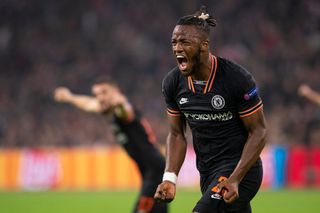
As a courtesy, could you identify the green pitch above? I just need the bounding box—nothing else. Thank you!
[0,189,319,213]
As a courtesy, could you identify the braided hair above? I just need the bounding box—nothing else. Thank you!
[176,6,216,37]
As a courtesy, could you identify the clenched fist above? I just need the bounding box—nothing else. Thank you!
[154,181,176,203]
[54,87,72,103]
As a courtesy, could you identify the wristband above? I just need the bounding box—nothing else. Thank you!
[162,172,178,184]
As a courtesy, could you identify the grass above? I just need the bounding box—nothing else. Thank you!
[0,189,319,213]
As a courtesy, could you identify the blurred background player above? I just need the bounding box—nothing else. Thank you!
[154,6,267,213]
[54,78,168,213]
[298,84,320,146]
[298,84,320,106]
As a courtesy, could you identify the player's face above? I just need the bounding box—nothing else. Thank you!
[92,83,117,112]
[171,25,203,76]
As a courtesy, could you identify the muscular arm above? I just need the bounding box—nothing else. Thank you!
[54,87,102,113]
[54,86,134,122]
[154,114,187,202]
[218,109,267,203]
[165,115,188,175]
[230,109,266,181]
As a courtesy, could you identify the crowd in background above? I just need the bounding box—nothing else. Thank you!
[0,0,319,147]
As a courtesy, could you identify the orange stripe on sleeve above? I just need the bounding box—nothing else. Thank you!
[239,104,263,118]
[167,108,181,117]
[167,111,182,117]
[238,100,262,115]
[167,112,181,117]
[167,108,180,113]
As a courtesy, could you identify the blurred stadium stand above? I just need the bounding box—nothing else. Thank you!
[0,0,319,190]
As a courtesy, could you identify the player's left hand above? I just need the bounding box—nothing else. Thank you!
[216,178,239,204]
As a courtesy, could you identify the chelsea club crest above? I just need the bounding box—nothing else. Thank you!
[211,95,225,110]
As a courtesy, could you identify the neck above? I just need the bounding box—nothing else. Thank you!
[191,52,212,81]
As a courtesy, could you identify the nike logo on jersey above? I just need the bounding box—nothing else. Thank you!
[179,97,188,105]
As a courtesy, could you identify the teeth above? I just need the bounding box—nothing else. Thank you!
[176,55,184,59]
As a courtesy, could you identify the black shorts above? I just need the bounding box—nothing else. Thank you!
[193,161,263,213]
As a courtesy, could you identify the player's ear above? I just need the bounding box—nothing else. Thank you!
[201,39,209,51]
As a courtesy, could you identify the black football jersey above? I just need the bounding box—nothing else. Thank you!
[162,56,263,174]
[112,110,165,171]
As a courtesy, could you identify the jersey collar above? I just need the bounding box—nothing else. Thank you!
[187,54,218,94]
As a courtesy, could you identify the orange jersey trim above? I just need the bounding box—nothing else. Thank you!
[167,108,181,116]
[167,111,182,117]
[204,54,217,94]
[239,100,262,114]
[188,76,196,93]
[188,53,217,94]
[239,104,263,118]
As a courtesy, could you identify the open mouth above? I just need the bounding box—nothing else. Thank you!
[176,55,188,71]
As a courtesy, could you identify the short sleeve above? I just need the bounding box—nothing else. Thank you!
[162,72,182,117]
[235,68,263,118]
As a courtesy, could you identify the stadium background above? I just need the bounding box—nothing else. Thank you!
[0,0,320,212]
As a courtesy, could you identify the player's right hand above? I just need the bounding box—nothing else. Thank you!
[298,84,312,97]
[54,87,72,103]
[154,181,176,203]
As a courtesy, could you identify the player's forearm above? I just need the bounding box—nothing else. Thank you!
[165,133,187,176]
[67,95,101,113]
[305,90,320,106]
[229,127,266,183]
